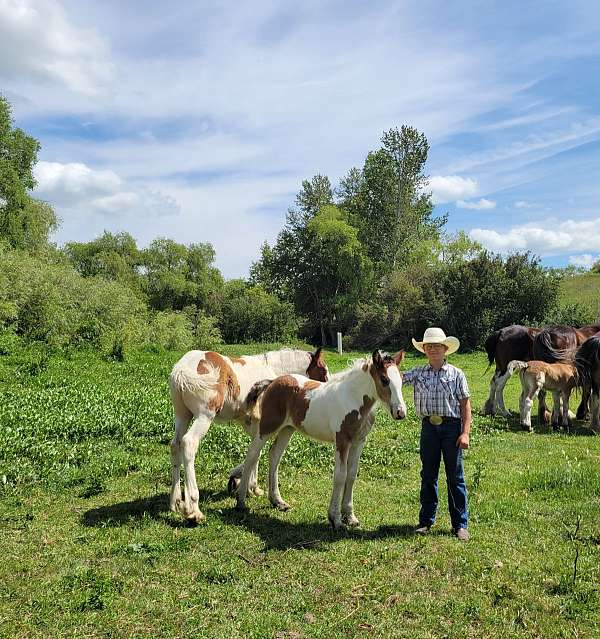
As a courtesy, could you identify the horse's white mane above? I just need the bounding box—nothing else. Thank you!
[327,357,371,384]
[264,348,310,374]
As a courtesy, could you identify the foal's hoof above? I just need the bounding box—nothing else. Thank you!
[170,498,182,514]
[250,485,264,497]
[185,511,206,525]
[343,514,361,528]
[235,501,249,513]
[328,515,347,532]
[227,476,240,495]
[271,499,291,512]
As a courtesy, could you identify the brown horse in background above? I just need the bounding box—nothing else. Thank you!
[575,333,600,432]
[483,325,541,416]
[533,324,600,419]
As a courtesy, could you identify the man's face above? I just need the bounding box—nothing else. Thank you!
[423,342,448,364]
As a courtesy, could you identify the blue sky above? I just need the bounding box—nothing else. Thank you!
[2,0,600,276]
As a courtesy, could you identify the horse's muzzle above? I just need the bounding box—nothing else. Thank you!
[391,407,406,420]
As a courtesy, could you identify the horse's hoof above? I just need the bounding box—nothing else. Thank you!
[343,514,361,528]
[227,476,240,495]
[186,511,205,525]
[235,502,249,513]
[271,500,291,512]
[328,515,346,532]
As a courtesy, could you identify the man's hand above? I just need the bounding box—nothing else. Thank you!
[456,432,470,449]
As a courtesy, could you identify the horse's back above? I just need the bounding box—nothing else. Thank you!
[495,325,538,370]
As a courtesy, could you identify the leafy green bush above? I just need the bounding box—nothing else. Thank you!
[543,302,596,327]
[147,310,194,351]
[218,280,298,343]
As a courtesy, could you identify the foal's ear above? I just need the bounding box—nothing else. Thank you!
[393,350,405,366]
[312,346,324,362]
[372,349,384,368]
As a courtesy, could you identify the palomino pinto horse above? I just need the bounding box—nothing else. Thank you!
[236,350,406,531]
[483,325,541,416]
[575,334,600,432]
[169,348,329,523]
[533,324,600,419]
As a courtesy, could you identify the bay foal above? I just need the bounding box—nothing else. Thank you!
[169,348,328,523]
[236,350,406,530]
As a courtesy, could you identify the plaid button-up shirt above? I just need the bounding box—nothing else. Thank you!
[402,362,470,419]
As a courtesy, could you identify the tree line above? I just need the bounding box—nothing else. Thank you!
[0,95,585,357]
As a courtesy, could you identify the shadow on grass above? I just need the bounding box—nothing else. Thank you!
[81,490,424,550]
[214,507,419,551]
[81,488,230,528]
[482,411,597,437]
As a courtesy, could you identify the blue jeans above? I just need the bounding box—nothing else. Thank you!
[419,418,468,530]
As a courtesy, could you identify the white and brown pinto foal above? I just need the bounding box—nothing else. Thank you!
[236,350,406,531]
[507,359,577,431]
[169,348,328,523]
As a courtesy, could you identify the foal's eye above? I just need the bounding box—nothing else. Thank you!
[380,375,390,387]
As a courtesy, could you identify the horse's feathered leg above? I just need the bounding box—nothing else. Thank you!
[590,392,600,433]
[169,387,193,514]
[341,433,368,527]
[181,413,212,524]
[236,434,269,511]
[483,372,498,415]
[268,426,295,511]
[328,445,350,531]
[495,370,512,417]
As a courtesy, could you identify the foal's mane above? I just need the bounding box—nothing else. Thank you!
[328,358,371,384]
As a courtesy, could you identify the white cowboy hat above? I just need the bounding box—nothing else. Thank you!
[412,327,460,355]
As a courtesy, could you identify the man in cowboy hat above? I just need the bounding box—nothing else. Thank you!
[402,327,472,541]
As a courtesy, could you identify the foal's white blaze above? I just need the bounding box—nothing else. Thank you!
[386,365,406,419]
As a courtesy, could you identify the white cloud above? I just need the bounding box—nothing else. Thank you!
[470,217,600,255]
[34,160,179,219]
[569,254,600,269]
[428,175,478,204]
[35,161,122,206]
[0,0,111,95]
[515,200,534,209]
[456,198,496,210]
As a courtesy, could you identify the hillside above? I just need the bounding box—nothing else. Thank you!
[559,271,600,318]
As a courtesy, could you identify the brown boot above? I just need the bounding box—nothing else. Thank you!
[455,527,470,541]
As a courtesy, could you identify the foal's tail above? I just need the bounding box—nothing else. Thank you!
[506,360,529,377]
[245,378,274,421]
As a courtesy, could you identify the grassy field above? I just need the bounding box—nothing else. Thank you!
[559,271,600,318]
[1,344,599,638]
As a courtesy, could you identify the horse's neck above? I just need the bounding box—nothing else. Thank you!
[330,365,375,401]
[265,350,307,376]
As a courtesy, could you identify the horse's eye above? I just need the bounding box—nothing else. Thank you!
[380,375,390,387]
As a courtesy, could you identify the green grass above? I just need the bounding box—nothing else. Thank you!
[559,271,600,317]
[1,345,599,638]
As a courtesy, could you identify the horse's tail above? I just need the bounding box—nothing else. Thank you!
[533,330,575,363]
[169,362,219,396]
[245,378,274,421]
[575,336,600,392]
[483,330,500,374]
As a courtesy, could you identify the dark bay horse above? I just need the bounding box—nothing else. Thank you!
[575,334,600,432]
[483,325,541,416]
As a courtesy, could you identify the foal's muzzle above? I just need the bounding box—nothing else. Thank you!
[391,407,406,420]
